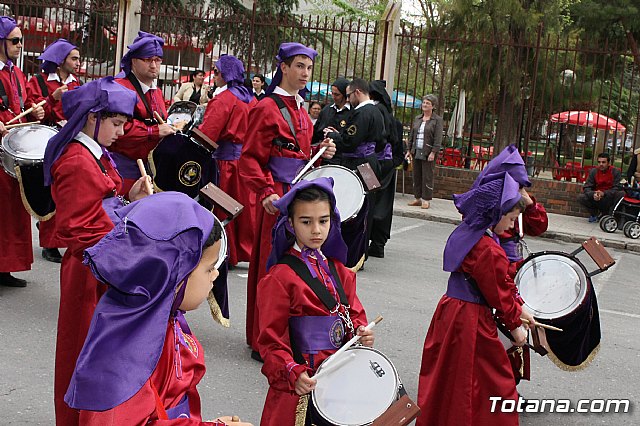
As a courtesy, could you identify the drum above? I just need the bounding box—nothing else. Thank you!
[515,251,601,368]
[149,133,217,199]
[312,346,399,426]
[300,165,365,222]
[167,101,198,129]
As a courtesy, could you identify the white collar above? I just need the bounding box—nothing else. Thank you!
[293,242,325,259]
[331,103,350,112]
[130,74,157,93]
[354,99,375,110]
[212,84,227,98]
[0,60,10,71]
[47,72,77,85]
[75,131,104,160]
[253,88,264,96]
[273,86,305,108]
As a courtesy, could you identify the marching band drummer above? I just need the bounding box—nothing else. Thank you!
[26,38,82,264]
[0,16,44,288]
[256,178,372,425]
[43,77,152,425]
[239,42,336,360]
[113,31,175,194]
[198,54,256,267]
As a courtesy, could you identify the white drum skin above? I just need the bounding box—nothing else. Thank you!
[301,165,365,222]
[1,124,58,178]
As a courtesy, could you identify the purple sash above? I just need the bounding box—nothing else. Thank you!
[376,143,392,161]
[500,237,522,263]
[446,272,486,305]
[267,156,305,184]
[110,151,141,180]
[289,316,345,354]
[165,394,190,419]
[213,141,242,161]
[343,142,376,159]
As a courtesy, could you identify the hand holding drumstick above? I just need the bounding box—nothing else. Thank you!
[153,111,176,138]
[127,160,154,201]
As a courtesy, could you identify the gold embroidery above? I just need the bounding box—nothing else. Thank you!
[295,394,309,426]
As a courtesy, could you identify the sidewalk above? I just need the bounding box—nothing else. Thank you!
[393,193,640,253]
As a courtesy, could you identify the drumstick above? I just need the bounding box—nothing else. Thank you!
[520,318,563,332]
[321,315,383,368]
[312,352,356,381]
[136,159,154,194]
[291,146,328,185]
[6,100,47,124]
[5,121,41,129]
[518,213,524,238]
[153,111,166,125]
[231,415,240,422]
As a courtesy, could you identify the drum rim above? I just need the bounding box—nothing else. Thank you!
[300,164,365,222]
[213,214,227,270]
[167,100,198,115]
[515,250,590,321]
[2,124,58,160]
[311,346,399,426]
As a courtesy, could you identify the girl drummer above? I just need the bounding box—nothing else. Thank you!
[256,178,373,425]
[415,172,536,426]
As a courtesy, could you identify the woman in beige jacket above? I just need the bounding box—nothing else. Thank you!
[173,69,212,105]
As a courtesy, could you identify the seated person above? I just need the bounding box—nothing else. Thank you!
[64,192,252,425]
[578,152,624,222]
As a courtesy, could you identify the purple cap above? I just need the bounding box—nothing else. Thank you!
[265,42,318,96]
[118,31,164,76]
[43,76,138,185]
[266,177,347,270]
[38,38,77,73]
[215,55,253,104]
[0,16,17,39]
[65,192,216,411]
[473,144,531,189]
[443,172,521,272]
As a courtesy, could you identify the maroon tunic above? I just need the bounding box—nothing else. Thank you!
[239,93,314,350]
[199,89,256,265]
[416,236,522,426]
[51,141,123,426]
[0,64,33,272]
[256,249,368,426]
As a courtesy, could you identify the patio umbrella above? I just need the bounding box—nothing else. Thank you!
[447,89,466,139]
[392,90,422,109]
[306,81,332,98]
[549,110,626,132]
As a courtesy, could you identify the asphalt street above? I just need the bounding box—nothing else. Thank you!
[1,216,639,425]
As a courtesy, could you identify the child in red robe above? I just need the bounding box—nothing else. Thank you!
[416,172,536,426]
[65,192,250,426]
[256,178,373,425]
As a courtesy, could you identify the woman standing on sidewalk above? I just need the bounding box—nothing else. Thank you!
[406,94,443,209]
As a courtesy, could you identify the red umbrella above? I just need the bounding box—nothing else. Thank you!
[549,110,625,131]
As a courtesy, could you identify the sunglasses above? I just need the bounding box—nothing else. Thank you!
[5,37,22,46]
[212,68,220,76]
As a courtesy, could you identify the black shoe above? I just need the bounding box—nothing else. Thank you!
[0,273,27,288]
[251,350,264,363]
[368,245,385,258]
[42,248,63,263]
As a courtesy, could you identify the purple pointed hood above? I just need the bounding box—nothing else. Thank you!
[473,144,531,188]
[117,31,164,77]
[38,39,77,73]
[215,54,253,104]
[65,192,219,411]
[443,172,521,272]
[265,42,318,97]
[266,177,347,271]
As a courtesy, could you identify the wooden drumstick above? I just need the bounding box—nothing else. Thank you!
[153,111,166,125]
[5,121,41,129]
[7,100,47,124]
[321,315,383,369]
[520,318,563,332]
[136,159,154,194]
[291,146,327,184]
[231,415,240,422]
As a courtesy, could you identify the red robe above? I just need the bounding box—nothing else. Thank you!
[199,89,256,265]
[25,72,81,249]
[416,236,522,426]
[51,142,123,426]
[0,64,33,272]
[113,76,167,194]
[256,249,368,426]
[78,320,217,425]
[239,94,315,349]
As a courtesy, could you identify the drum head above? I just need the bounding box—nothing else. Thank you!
[312,347,399,426]
[213,215,227,269]
[301,165,364,222]
[3,124,57,160]
[515,252,589,320]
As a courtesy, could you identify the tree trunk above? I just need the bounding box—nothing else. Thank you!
[494,82,519,155]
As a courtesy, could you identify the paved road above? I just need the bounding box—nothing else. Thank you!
[1,217,638,424]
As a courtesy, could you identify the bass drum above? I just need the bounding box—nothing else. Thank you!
[300,165,365,222]
[515,251,601,368]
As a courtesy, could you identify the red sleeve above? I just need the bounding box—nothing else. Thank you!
[462,236,522,330]
[522,196,548,237]
[51,149,115,257]
[198,92,234,142]
[25,74,54,120]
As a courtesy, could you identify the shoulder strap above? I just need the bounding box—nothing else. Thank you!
[278,254,348,310]
[35,73,49,97]
[126,73,156,123]
[14,70,24,110]
[0,79,8,110]
[268,94,300,150]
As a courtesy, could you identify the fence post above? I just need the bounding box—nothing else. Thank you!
[375,1,401,98]
[115,0,142,72]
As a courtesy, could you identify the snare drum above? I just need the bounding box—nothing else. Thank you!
[1,124,57,178]
[312,346,399,426]
[300,165,365,222]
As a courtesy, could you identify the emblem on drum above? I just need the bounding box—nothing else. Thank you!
[339,119,347,128]
[369,360,386,378]
[178,161,202,187]
[347,124,357,136]
[329,318,345,348]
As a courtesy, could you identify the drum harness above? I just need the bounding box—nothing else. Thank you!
[0,72,24,112]
[126,73,164,127]
[268,94,310,160]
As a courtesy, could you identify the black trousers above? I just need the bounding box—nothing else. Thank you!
[577,190,624,216]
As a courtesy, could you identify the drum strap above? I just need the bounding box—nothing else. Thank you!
[0,69,24,111]
[126,73,159,126]
[268,94,301,152]
[35,73,49,98]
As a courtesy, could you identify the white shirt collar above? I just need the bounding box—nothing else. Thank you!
[212,84,227,98]
[47,72,77,85]
[0,60,10,71]
[354,99,375,110]
[130,73,157,93]
[293,242,325,259]
[273,86,305,108]
[331,103,350,112]
[75,131,104,160]
[253,88,264,96]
